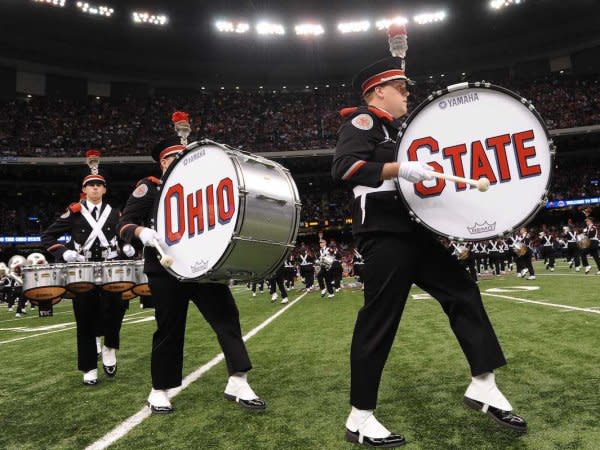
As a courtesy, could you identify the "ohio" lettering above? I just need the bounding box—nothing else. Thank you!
[407,129,541,198]
[164,177,235,245]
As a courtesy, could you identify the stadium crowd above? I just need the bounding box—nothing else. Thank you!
[1,73,599,158]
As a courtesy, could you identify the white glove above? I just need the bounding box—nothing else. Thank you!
[63,250,85,263]
[122,244,136,257]
[398,161,435,183]
[138,228,159,247]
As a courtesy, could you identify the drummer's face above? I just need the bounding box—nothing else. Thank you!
[160,155,176,173]
[377,80,409,118]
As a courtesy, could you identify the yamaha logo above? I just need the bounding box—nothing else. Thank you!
[467,221,497,235]
[438,100,447,109]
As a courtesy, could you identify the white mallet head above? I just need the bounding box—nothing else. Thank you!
[477,177,490,192]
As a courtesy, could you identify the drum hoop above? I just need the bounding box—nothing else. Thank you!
[394,81,555,242]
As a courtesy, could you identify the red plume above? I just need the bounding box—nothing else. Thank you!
[172,111,190,124]
[387,23,406,38]
[85,149,101,158]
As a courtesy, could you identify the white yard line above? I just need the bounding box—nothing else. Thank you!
[85,291,308,450]
[482,292,600,315]
[0,311,154,345]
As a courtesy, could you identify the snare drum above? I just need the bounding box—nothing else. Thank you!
[65,262,99,293]
[22,264,66,301]
[513,242,528,256]
[30,297,62,306]
[154,141,301,282]
[396,82,554,241]
[577,233,591,249]
[132,260,151,296]
[121,289,136,301]
[101,260,136,293]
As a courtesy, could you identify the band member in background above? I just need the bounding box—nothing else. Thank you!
[352,248,365,287]
[117,113,266,414]
[251,279,265,297]
[563,223,582,271]
[283,254,296,290]
[539,229,556,271]
[41,169,129,385]
[514,228,536,280]
[268,263,290,304]
[329,241,343,292]
[582,217,600,274]
[6,255,26,317]
[488,239,502,276]
[317,239,335,298]
[297,243,316,291]
[331,27,526,447]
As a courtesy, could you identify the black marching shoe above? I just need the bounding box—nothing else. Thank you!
[224,393,266,412]
[147,389,173,414]
[464,397,527,432]
[103,364,117,378]
[345,429,406,448]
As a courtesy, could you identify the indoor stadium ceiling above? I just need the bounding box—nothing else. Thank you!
[0,0,599,85]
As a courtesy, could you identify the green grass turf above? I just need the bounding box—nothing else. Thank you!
[0,260,598,450]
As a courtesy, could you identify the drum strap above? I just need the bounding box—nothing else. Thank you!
[80,205,112,251]
[353,180,396,224]
[300,254,310,265]
[567,231,576,242]
[377,125,396,144]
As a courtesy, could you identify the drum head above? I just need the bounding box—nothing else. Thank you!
[155,143,240,279]
[396,82,553,241]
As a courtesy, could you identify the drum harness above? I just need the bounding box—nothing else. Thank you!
[76,205,118,261]
[352,123,397,224]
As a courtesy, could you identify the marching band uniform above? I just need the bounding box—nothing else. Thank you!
[117,131,265,414]
[251,280,265,297]
[352,249,365,285]
[329,242,343,292]
[269,264,290,304]
[332,47,526,446]
[41,174,127,385]
[283,254,296,289]
[563,226,582,270]
[488,239,502,276]
[297,245,316,291]
[582,218,600,274]
[317,240,335,298]
[539,231,556,271]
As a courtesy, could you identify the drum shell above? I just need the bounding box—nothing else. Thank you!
[101,261,136,293]
[121,290,136,301]
[513,242,528,256]
[65,262,98,293]
[577,234,591,249]
[23,264,66,301]
[132,260,151,296]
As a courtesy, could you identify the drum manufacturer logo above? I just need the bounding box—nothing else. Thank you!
[190,260,209,273]
[163,177,236,246]
[182,149,206,166]
[467,221,496,235]
[438,92,479,110]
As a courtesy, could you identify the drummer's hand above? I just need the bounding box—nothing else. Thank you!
[139,228,159,247]
[63,250,85,263]
[398,161,435,183]
[122,244,136,257]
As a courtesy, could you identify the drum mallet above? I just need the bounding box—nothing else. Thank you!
[152,239,174,268]
[428,172,490,192]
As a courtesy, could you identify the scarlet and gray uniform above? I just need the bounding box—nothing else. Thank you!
[332,105,506,409]
[540,232,556,269]
[41,201,126,373]
[117,176,252,390]
[581,223,600,270]
[296,249,315,289]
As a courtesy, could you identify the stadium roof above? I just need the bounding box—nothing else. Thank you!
[0,0,599,86]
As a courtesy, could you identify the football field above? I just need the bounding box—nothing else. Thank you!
[1,260,598,450]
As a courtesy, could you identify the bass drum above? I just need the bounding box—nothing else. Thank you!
[396,82,554,241]
[154,140,301,283]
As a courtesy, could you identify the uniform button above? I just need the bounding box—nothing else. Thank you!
[394,196,398,200]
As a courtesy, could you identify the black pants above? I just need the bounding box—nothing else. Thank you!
[317,268,334,294]
[251,280,264,293]
[73,288,126,372]
[567,243,581,267]
[461,257,478,282]
[581,241,600,270]
[269,274,288,299]
[351,232,506,410]
[299,266,315,289]
[489,251,501,275]
[331,262,342,289]
[354,264,364,283]
[541,246,555,269]
[148,275,252,390]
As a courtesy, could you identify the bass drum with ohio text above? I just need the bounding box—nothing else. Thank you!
[154,140,301,283]
[395,81,554,241]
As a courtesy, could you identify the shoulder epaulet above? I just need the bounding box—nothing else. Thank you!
[339,106,393,123]
[136,176,161,187]
[68,202,82,213]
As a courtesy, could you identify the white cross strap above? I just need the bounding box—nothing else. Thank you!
[80,204,112,251]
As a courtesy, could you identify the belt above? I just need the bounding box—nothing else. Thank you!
[352,180,397,224]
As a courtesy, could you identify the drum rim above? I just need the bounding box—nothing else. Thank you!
[394,81,555,242]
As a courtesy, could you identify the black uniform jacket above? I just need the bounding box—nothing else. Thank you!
[331,106,416,235]
[42,201,121,262]
[117,176,165,275]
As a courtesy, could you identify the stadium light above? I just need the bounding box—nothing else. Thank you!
[32,0,65,7]
[375,16,408,31]
[413,10,447,25]
[76,2,114,17]
[490,0,524,10]
[338,20,370,34]
[215,20,250,33]
[295,23,325,36]
[256,21,285,35]
[132,11,168,26]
